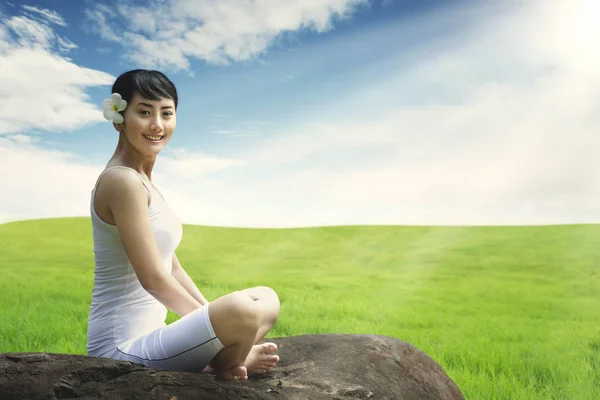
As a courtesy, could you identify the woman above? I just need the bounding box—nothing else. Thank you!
[87,69,280,381]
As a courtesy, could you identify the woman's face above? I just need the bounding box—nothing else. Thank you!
[119,92,176,156]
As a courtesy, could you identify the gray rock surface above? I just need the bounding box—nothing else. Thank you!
[0,334,464,399]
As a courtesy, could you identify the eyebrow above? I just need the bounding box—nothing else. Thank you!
[136,102,173,109]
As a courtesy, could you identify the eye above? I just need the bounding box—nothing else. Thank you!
[140,110,150,116]
[163,111,173,117]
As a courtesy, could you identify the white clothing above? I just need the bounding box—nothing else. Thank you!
[86,166,223,372]
[104,304,224,372]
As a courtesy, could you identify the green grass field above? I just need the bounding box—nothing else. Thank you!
[0,217,598,399]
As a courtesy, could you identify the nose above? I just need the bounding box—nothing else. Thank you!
[150,116,163,132]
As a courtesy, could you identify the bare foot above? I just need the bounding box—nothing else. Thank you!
[208,342,279,380]
[202,364,216,374]
[244,342,280,376]
[204,363,248,381]
[215,365,248,381]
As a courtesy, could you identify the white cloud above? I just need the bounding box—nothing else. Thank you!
[85,0,368,70]
[83,4,120,42]
[117,4,157,34]
[210,129,253,137]
[5,16,55,49]
[5,133,38,145]
[56,36,77,52]
[0,9,114,135]
[0,137,248,226]
[0,136,104,224]
[159,150,247,181]
[22,5,67,27]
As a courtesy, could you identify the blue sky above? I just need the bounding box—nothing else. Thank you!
[1,0,598,227]
[2,0,459,156]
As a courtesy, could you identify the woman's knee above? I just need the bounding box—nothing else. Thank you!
[264,286,280,318]
[209,292,260,345]
[250,286,280,326]
[258,286,279,302]
[244,286,280,305]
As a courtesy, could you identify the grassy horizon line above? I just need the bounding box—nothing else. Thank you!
[2,215,599,230]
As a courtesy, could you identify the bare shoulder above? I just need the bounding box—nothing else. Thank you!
[99,167,147,198]
[94,167,149,225]
[95,167,166,289]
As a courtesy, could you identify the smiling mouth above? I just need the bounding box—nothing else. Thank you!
[143,134,164,141]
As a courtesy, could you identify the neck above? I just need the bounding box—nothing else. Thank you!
[109,133,157,179]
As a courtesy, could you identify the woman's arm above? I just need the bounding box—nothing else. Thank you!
[171,253,209,306]
[102,169,203,317]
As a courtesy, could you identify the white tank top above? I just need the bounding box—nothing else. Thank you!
[86,166,183,357]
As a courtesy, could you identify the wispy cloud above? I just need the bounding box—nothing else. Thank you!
[5,134,39,145]
[0,8,113,135]
[5,16,55,49]
[159,149,247,181]
[210,129,254,137]
[85,0,368,70]
[279,74,295,82]
[83,4,119,42]
[22,5,67,27]
[56,36,77,52]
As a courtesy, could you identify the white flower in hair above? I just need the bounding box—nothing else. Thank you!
[102,93,127,124]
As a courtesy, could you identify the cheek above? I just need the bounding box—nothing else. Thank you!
[166,120,176,132]
[123,113,142,128]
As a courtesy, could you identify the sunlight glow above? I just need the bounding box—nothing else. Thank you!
[569,0,600,68]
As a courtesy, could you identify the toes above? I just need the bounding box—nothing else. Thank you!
[257,360,278,370]
[258,354,279,362]
[257,360,275,367]
[202,365,216,374]
[231,365,248,379]
[215,369,236,381]
[261,342,278,353]
[216,365,247,381]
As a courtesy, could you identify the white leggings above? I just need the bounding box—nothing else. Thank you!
[104,304,224,373]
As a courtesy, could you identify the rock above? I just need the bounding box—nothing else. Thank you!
[0,334,464,399]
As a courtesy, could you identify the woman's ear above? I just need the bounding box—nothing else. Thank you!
[113,122,123,132]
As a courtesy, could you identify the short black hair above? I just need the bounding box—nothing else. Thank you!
[111,69,178,111]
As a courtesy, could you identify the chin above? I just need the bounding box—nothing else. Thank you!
[148,145,166,155]
[136,144,165,157]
